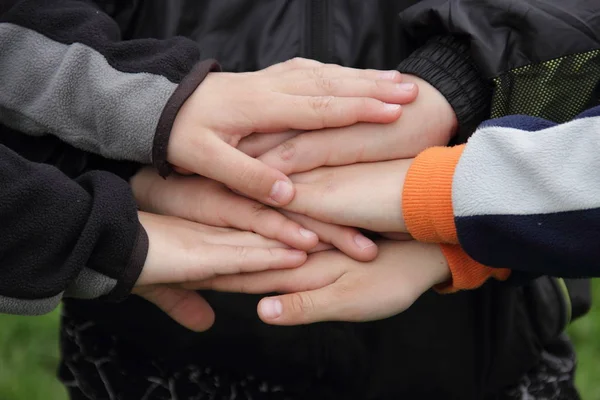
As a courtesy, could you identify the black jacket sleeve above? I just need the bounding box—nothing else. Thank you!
[0,143,148,316]
[397,36,492,141]
[399,0,600,80]
[398,0,600,134]
[0,0,219,176]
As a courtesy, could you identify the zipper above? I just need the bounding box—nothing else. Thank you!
[306,0,331,62]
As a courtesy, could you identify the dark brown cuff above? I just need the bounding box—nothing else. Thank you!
[152,59,221,177]
[104,222,149,302]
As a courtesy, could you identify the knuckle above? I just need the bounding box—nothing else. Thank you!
[316,77,336,93]
[309,96,335,114]
[287,57,305,68]
[234,245,249,261]
[374,79,387,92]
[276,141,297,161]
[358,97,372,110]
[236,166,266,192]
[310,66,326,79]
[289,292,315,315]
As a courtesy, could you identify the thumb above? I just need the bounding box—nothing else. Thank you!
[181,137,296,206]
[135,285,215,331]
[257,286,346,325]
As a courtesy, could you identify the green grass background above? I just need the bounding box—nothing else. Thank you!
[1,281,599,400]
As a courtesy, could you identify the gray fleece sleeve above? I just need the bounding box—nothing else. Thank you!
[0,0,215,167]
[0,23,175,163]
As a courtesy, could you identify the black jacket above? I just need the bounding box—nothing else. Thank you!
[1,0,600,399]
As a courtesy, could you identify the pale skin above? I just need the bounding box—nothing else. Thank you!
[132,212,306,332]
[129,58,422,331]
[184,241,451,326]
[233,75,458,233]
[131,167,378,261]
[134,74,457,329]
[167,57,419,206]
[176,75,460,326]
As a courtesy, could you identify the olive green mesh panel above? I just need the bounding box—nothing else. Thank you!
[491,49,600,122]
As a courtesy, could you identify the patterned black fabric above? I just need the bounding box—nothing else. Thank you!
[59,311,580,400]
[502,334,580,400]
[59,309,291,400]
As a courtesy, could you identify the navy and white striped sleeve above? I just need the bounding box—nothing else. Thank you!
[451,106,600,277]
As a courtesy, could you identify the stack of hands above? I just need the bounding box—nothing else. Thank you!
[131,58,458,331]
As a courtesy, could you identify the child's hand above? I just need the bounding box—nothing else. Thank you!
[133,212,307,332]
[280,159,413,232]
[242,74,455,175]
[185,241,451,325]
[130,167,378,260]
[167,58,418,207]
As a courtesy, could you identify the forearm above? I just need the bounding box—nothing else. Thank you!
[0,0,218,170]
[0,143,147,315]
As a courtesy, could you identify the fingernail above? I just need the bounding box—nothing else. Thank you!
[379,70,400,80]
[299,228,317,239]
[384,104,402,113]
[260,298,283,319]
[397,83,415,91]
[354,234,375,250]
[270,180,294,204]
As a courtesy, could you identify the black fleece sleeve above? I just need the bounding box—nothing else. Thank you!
[0,0,220,176]
[0,143,148,316]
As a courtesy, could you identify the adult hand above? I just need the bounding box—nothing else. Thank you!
[186,241,451,325]
[168,58,418,206]
[242,74,456,175]
[280,159,413,232]
[132,212,307,332]
[130,168,378,260]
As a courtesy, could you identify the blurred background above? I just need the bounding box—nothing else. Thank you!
[2,281,600,400]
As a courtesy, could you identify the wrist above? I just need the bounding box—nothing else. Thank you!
[129,167,159,210]
[153,60,221,177]
[104,216,149,301]
[402,74,458,138]
[424,243,453,286]
[398,36,491,141]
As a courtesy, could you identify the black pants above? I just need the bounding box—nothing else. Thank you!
[59,312,580,400]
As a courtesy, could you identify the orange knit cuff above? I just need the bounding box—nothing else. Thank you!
[435,244,512,294]
[402,145,465,244]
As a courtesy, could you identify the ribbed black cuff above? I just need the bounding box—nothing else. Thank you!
[104,222,149,302]
[397,36,492,142]
[152,59,221,177]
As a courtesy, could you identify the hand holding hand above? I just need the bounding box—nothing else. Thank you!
[167,58,418,206]
[280,159,413,232]
[239,74,456,175]
[132,212,306,332]
[186,241,451,325]
[130,167,379,260]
